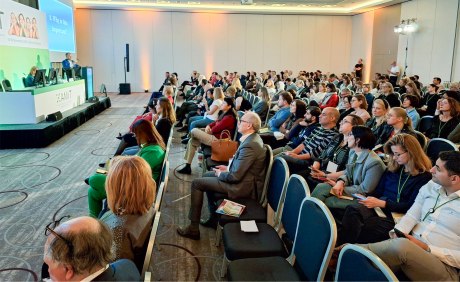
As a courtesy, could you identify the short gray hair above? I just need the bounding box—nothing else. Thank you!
[245,112,261,132]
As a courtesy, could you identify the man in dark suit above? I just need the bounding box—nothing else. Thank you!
[43,216,140,281]
[177,112,267,240]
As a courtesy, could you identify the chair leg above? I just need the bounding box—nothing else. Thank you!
[220,254,228,278]
[215,224,223,247]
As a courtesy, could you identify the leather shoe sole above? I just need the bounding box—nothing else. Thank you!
[200,218,218,229]
[177,226,200,240]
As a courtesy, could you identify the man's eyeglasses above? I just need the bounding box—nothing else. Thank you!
[45,215,73,255]
[239,119,250,124]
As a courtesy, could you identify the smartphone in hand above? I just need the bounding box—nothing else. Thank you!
[352,193,366,200]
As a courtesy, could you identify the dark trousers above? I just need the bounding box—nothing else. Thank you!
[176,102,198,121]
[189,172,229,223]
[338,204,395,246]
[389,76,398,87]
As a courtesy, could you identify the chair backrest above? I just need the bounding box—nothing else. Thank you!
[0,82,3,92]
[160,160,169,189]
[141,211,161,278]
[414,130,427,149]
[258,144,274,204]
[264,157,289,213]
[291,197,337,281]
[155,182,165,211]
[2,79,12,91]
[417,115,433,133]
[278,175,310,236]
[335,244,398,282]
[426,138,459,165]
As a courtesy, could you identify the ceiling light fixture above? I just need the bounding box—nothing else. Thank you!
[394,18,418,35]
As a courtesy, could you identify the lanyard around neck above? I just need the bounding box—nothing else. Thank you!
[422,192,460,221]
[397,169,411,203]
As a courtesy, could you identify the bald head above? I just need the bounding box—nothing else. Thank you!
[239,111,261,134]
[320,107,339,128]
[55,216,100,236]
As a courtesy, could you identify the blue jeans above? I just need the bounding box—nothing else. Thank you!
[122,146,139,156]
[189,116,213,132]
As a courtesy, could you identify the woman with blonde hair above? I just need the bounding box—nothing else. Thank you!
[350,94,371,123]
[338,134,432,245]
[265,79,276,97]
[374,107,416,147]
[101,156,156,271]
[381,82,401,108]
[366,98,389,136]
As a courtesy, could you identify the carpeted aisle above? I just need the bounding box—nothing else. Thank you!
[0,92,224,281]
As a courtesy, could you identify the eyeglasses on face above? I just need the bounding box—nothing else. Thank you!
[45,215,73,255]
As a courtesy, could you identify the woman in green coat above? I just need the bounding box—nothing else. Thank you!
[87,119,165,217]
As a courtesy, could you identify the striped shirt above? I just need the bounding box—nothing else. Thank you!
[301,126,339,158]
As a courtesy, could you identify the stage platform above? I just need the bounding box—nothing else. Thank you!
[0,97,111,149]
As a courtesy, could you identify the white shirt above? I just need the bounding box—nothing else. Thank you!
[205,99,223,121]
[310,91,326,103]
[390,65,400,76]
[395,180,460,269]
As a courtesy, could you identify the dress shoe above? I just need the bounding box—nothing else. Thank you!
[200,217,218,229]
[84,177,90,185]
[181,134,189,140]
[177,126,188,133]
[181,138,190,144]
[177,225,200,240]
[98,162,106,168]
[177,164,191,174]
[175,122,183,128]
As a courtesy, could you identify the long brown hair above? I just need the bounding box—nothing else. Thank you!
[158,97,176,123]
[132,119,166,149]
[384,134,432,175]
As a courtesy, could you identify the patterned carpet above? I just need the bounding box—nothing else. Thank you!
[0,92,224,281]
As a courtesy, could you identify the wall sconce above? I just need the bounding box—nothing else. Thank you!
[394,18,418,35]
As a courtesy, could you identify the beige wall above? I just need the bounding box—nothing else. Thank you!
[75,9,353,92]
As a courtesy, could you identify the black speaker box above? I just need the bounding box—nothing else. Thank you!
[119,83,131,94]
[46,111,63,122]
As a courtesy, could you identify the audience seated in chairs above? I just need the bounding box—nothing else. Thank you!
[426,97,460,139]
[272,105,321,156]
[350,94,371,123]
[374,107,417,148]
[100,156,156,272]
[303,114,364,192]
[311,126,386,213]
[185,87,225,134]
[177,97,237,174]
[86,119,165,218]
[355,151,460,281]
[402,94,421,129]
[280,107,339,175]
[338,134,432,245]
[175,78,207,128]
[176,112,267,240]
[380,82,401,108]
[319,83,339,109]
[43,216,140,281]
[251,87,270,122]
[366,98,389,137]
[267,91,293,131]
[116,97,174,156]
[419,83,440,116]
[261,99,307,149]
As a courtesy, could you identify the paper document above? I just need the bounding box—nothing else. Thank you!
[240,220,259,232]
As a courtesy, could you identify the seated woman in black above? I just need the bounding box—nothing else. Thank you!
[374,107,417,148]
[425,97,460,139]
[261,99,307,149]
[303,114,364,191]
[337,134,432,245]
[366,98,389,137]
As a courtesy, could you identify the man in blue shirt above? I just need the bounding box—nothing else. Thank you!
[62,53,79,70]
[268,91,292,131]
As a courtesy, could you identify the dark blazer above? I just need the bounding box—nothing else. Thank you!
[94,259,140,281]
[156,118,172,144]
[218,133,267,200]
[381,93,401,108]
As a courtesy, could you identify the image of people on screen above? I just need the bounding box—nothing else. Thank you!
[8,12,20,36]
[25,66,38,87]
[8,13,40,39]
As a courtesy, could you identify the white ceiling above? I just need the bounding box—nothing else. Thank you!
[73,0,408,15]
